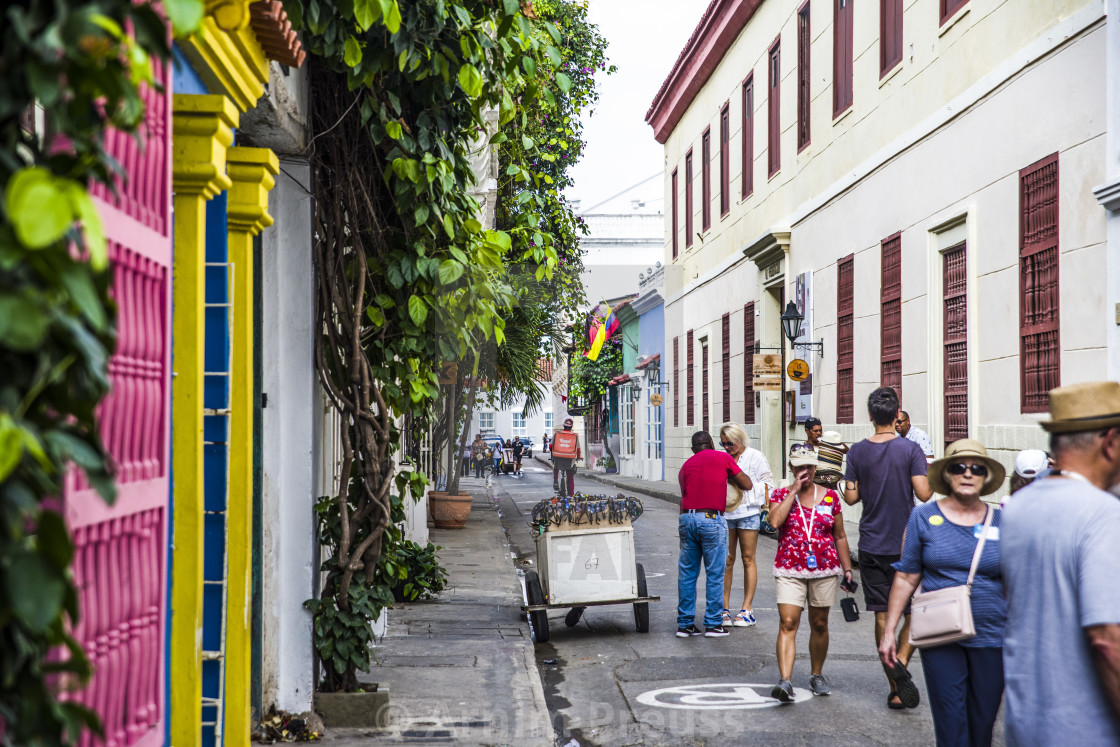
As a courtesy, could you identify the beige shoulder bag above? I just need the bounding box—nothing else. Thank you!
[907,506,993,649]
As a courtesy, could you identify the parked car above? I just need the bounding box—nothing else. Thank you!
[520,437,535,458]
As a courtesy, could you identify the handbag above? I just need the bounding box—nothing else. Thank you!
[908,506,994,649]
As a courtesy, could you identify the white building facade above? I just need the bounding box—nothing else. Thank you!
[648,0,1113,496]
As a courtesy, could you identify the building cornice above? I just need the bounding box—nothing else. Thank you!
[644,0,765,144]
[631,288,665,315]
[1094,177,1120,212]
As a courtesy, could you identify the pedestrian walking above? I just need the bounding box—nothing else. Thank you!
[676,431,752,639]
[879,438,1007,744]
[1006,449,1049,497]
[895,410,935,459]
[718,423,774,628]
[471,434,486,478]
[767,443,853,701]
[1001,381,1120,746]
[512,437,524,475]
[842,386,932,708]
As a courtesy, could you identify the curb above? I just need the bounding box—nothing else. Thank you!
[531,455,679,506]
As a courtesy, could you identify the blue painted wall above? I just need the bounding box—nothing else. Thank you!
[637,301,665,481]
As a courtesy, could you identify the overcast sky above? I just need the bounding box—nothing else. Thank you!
[565,0,712,213]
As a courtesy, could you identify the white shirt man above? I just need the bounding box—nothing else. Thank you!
[895,410,934,458]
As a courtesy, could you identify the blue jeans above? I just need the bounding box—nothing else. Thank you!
[921,644,1004,747]
[677,512,728,629]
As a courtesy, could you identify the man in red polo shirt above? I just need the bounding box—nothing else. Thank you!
[677,431,753,638]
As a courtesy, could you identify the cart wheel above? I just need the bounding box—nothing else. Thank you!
[525,571,550,643]
[634,563,650,633]
[564,607,585,627]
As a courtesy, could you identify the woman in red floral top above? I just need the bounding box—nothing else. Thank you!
[766,443,854,702]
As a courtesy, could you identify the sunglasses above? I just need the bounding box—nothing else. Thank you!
[946,463,988,477]
[719,441,736,448]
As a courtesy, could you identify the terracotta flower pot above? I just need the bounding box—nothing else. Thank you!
[429,492,473,529]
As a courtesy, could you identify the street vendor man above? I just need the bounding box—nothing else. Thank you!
[676,431,753,638]
[551,417,582,495]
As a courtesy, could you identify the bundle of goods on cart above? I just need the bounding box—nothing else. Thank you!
[530,493,644,533]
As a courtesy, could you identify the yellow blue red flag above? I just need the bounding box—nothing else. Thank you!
[585,302,620,362]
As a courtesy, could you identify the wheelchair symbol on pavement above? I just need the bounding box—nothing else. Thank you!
[636,683,812,709]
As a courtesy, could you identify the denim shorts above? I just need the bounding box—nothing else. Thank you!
[725,513,761,531]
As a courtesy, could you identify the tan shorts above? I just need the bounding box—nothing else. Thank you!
[774,575,840,608]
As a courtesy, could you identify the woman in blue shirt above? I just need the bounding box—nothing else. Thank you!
[878,439,1007,747]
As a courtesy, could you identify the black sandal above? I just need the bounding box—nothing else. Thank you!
[887,691,905,710]
[888,661,921,709]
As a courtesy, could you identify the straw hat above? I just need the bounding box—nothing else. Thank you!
[817,431,845,474]
[1040,381,1120,433]
[929,439,1006,497]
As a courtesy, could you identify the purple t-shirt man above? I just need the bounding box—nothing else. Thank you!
[843,436,927,555]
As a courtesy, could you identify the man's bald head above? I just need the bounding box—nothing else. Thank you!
[691,431,714,453]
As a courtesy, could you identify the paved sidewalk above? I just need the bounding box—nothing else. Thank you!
[531,455,680,505]
[324,476,552,745]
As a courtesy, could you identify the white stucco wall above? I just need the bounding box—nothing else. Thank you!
[260,159,317,712]
[659,1,1108,494]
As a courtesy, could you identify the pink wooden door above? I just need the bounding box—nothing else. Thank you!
[65,56,172,747]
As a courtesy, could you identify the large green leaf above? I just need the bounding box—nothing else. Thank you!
[343,37,362,67]
[0,293,50,350]
[457,64,483,98]
[407,296,428,326]
[353,0,379,30]
[165,0,205,36]
[0,415,22,482]
[6,551,66,632]
[6,168,72,249]
[437,260,463,285]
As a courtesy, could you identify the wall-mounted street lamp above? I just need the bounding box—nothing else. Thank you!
[780,301,825,358]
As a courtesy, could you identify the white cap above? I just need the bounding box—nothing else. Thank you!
[1014,449,1049,478]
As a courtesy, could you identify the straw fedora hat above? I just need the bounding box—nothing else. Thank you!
[1040,381,1120,433]
[929,439,1006,496]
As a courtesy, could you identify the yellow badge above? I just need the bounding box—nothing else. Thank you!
[824,495,833,504]
[929,515,944,526]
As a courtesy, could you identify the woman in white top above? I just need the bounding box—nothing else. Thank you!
[719,423,775,627]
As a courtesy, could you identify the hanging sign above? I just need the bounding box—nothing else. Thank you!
[753,354,782,391]
[649,392,664,406]
[787,359,810,382]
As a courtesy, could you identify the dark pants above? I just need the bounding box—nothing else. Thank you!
[920,644,1003,747]
[473,457,484,478]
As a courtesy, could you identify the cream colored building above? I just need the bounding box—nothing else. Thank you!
[647,0,1112,497]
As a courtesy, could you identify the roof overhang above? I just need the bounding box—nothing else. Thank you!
[645,0,765,144]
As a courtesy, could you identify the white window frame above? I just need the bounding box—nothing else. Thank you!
[544,412,553,432]
[647,381,663,460]
[511,412,527,437]
[620,384,636,457]
[479,412,494,431]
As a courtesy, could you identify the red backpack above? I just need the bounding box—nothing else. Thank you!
[551,430,579,459]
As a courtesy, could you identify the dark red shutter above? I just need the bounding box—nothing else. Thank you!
[686,329,695,426]
[837,254,854,423]
[834,0,853,116]
[768,39,781,177]
[722,313,731,422]
[1019,153,1060,413]
[702,128,711,231]
[685,151,694,248]
[880,233,902,399]
[940,0,968,25]
[797,2,811,150]
[720,105,730,215]
[744,303,755,425]
[944,243,968,446]
[702,341,709,433]
[742,75,754,198]
[671,169,679,259]
[673,336,680,427]
[880,0,903,75]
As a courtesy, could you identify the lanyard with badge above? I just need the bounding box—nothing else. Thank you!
[797,487,821,569]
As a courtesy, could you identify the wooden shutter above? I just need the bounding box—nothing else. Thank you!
[940,0,968,25]
[834,0,853,116]
[880,0,903,75]
[797,2,811,150]
[1019,153,1060,413]
[768,39,781,177]
[943,243,968,445]
[702,340,710,433]
[673,336,680,426]
[722,313,731,421]
[720,105,730,215]
[742,75,754,198]
[671,169,679,259]
[701,128,711,231]
[687,329,695,426]
[744,303,756,425]
[837,254,855,423]
[880,233,902,399]
[685,150,694,248]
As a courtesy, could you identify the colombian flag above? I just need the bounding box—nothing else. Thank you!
[585,302,620,362]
